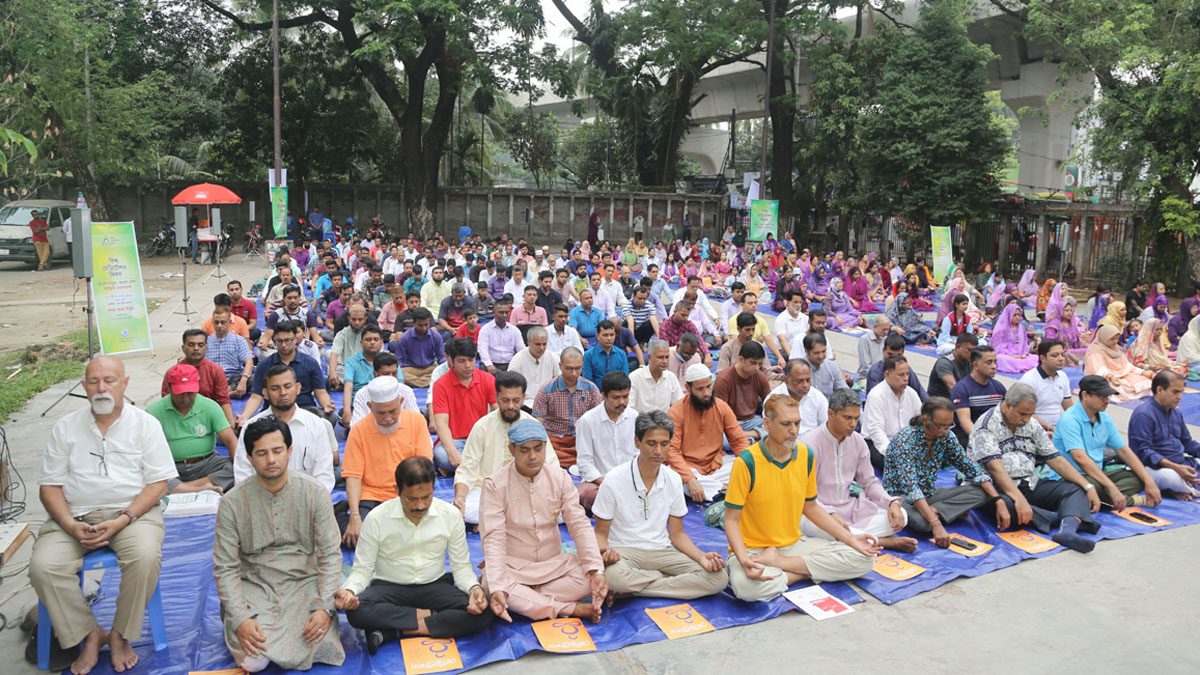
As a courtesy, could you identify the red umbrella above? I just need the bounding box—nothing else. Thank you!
[171,183,242,205]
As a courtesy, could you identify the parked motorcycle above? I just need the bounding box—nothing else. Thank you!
[244,221,264,253]
[142,221,175,257]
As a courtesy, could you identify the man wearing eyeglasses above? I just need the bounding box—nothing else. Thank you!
[31,356,178,674]
[882,396,1005,549]
[593,411,729,600]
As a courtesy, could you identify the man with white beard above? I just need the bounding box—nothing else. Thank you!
[31,356,178,674]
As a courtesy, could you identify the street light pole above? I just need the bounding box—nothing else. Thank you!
[759,0,776,194]
[272,0,282,187]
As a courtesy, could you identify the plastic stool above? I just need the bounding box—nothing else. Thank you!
[37,548,167,670]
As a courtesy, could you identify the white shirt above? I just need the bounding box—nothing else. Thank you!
[674,287,719,320]
[509,347,561,408]
[766,383,829,438]
[628,365,684,414]
[341,497,478,595]
[546,324,584,354]
[350,381,421,428]
[503,277,529,299]
[233,407,336,492]
[575,405,639,482]
[589,284,618,319]
[38,405,178,516]
[1018,366,1073,426]
[592,460,687,550]
[62,217,72,243]
[600,279,628,308]
[864,384,923,452]
[477,321,524,367]
[775,309,810,355]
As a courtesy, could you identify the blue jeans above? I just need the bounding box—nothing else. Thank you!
[189,230,198,262]
[434,438,467,474]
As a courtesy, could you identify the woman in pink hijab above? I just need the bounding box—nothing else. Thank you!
[991,302,1040,372]
[1014,269,1039,309]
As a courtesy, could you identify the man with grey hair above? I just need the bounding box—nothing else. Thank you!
[801,389,917,553]
[509,326,560,408]
[437,281,475,340]
[594,411,730,600]
[532,347,602,468]
[967,383,1101,553]
[766,359,827,438]
[629,338,684,414]
[856,317,891,382]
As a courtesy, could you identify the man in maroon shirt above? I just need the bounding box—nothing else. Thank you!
[29,210,51,271]
[161,329,235,427]
[226,280,260,343]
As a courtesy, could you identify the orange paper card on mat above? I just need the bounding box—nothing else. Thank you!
[532,618,597,653]
[644,603,716,639]
[872,553,926,581]
[1114,507,1172,527]
[933,534,993,557]
[996,529,1061,554]
[399,637,463,674]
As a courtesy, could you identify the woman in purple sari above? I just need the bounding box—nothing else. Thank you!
[1168,297,1199,349]
[991,303,1040,372]
[1014,270,1039,309]
[826,277,866,329]
[846,267,880,313]
[1043,284,1087,365]
[807,263,831,304]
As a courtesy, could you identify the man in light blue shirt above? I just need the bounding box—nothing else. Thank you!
[1042,375,1161,510]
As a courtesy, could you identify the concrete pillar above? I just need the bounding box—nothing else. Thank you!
[698,201,705,237]
[648,198,654,235]
[508,193,514,228]
[570,196,576,237]
[998,214,1012,275]
[486,192,493,238]
[1076,216,1093,283]
[1034,214,1049,277]
[549,195,554,229]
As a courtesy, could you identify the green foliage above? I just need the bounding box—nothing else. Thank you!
[0,128,37,176]
[558,116,636,189]
[854,0,1009,229]
[500,111,558,189]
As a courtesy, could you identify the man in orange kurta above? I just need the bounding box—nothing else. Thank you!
[666,363,749,503]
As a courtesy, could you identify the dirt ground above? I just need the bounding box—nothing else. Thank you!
[0,255,214,355]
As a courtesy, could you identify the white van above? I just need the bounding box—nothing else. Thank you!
[0,199,73,266]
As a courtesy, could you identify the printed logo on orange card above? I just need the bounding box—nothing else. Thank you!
[996,529,1061,554]
[532,618,597,653]
[644,603,715,639]
[399,638,463,674]
[932,534,994,557]
[872,553,926,581]
[1114,507,1172,527]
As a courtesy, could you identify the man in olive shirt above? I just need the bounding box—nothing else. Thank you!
[146,364,239,494]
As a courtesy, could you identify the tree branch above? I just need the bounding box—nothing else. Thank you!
[196,0,331,31]
[986,0,1029,23]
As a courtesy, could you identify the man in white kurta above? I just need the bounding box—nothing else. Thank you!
[574,371,639,511]
[214,416,344,672]
[508,327,560,408]
[629,339,684,414]
[233,365,336,492]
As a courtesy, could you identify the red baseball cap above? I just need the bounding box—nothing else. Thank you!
[166,364,201,394]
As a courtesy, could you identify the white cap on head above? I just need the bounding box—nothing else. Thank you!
[366,376,401,403]
[685,363,713,383]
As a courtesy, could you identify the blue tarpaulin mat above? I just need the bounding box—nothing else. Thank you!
[854,469,1200,605]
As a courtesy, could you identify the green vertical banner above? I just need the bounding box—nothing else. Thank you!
[271,186,288,238]
[90,222,153,355]
[930,225,954,282]
[749,200,778,241]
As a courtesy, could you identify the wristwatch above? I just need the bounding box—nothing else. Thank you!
[1083,483,1096,491]
[121,510,139,523]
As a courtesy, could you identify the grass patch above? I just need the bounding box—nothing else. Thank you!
[147,299,162,311]
[0,331,89,421]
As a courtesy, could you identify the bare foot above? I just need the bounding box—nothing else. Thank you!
[750,546,780,567]
[69,626,108,674]
[880,536,919,553]
[1164,490,1193,502]
[109,630,139,673]
[570,601,602,623]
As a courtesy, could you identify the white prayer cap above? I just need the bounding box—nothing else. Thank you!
[685,363,713,383]
[366,376,401,403]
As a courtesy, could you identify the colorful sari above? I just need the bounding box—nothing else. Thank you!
[1128,318,1186,374]
[847,272,880,313]
[1168,298,1199,348]
[1036,279,1056,314]
[991,303,1039,373]
[1083,325,1151,402]
[886,293,934,343]
[826,277,864,329]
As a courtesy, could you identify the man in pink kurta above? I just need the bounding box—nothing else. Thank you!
[479,419,608,622]
[799,389,918,553]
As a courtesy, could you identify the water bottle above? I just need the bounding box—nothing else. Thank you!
[76,191,88,209]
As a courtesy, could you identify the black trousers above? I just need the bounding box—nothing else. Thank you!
[346,574,494,638]
[334,499,382,535]
[866,439,886,473]
[633,321,657,345]
[984,479,1099,535]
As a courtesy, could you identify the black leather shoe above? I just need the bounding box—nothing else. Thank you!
[366,630,385,655]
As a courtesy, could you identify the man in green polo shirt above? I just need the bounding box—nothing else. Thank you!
[147,363,238,494]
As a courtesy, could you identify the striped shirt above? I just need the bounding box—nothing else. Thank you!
[621,300,655,328]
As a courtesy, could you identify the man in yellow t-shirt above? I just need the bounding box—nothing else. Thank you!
[723,394,880,602]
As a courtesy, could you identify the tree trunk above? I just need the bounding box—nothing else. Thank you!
[764,0,795,225]
[1185,234,1200,287]
[45,106,109,220]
